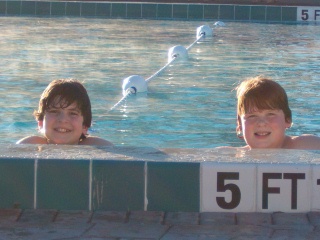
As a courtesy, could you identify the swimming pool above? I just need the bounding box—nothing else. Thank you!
[1,17,319,148]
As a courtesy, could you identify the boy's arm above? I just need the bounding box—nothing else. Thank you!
[16,136,47,144]
[291,135,320,150]
[80,136,114,146]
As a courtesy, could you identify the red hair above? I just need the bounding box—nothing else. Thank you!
[236,76,292,123]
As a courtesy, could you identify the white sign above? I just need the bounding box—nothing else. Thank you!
[201,162,316,212]
[297,7,320,21]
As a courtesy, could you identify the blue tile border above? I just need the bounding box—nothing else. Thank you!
[0,158,34,209]
[92,160,145,211]
[0,158,199,211]
[0,0,306,22]
[147,162,200,212]
[37,159,90,210]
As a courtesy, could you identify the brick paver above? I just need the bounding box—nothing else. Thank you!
[0,210,319,239]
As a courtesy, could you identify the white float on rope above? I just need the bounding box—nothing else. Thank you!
[167,45,188,63]
[185,25,213,50]
[196,25,213,39]
[214,21,225,27]
[122,75,148,96]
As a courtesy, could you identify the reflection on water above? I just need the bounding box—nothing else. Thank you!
[0,17,319,148]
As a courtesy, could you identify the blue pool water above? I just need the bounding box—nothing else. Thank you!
[1,17,319,148]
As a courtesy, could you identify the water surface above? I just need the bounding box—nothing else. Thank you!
[0,17,319,148]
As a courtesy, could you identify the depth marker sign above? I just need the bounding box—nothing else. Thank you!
[201,163,314,212]
[297,7,320,21]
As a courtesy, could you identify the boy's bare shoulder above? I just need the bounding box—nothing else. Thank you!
[216,145,250,150]
[80,136,114,146]
[16,135,113,146]
[16,136,48,144]
[286,134,320,150]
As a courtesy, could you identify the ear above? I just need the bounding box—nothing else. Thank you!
[285,118,292,129]
[82,125,88,135]
[236,115,242,132]
[236,125,242,133]
[38,121,43,130]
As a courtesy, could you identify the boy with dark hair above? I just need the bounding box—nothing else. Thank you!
[17,79,113,146]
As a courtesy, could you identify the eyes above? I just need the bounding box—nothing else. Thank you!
[46,108,82,118]
[243,110,280,120]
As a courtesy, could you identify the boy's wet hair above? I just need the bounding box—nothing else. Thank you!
[236,76,292,123]
[34,79,92,129]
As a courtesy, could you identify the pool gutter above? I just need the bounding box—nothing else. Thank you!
[0,0,319,22]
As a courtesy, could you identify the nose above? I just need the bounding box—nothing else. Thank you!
[256,116,267,126]
[57,111,69,122]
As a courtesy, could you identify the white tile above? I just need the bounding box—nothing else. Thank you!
[311,165,320,211]
[200,162,256,212]
[257,164,311,212]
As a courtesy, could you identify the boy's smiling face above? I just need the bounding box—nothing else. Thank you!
[38,98,88,145]
[238,108,292,149]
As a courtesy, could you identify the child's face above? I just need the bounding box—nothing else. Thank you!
[238,108,291,149]
[38,100,88,144]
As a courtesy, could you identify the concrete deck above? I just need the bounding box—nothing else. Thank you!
[1,209,320,239]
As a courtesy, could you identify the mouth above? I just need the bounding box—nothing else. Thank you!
[254,131,271,137]
[54,128,71,133]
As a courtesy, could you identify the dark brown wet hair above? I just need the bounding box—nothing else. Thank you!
[33,79,92,129]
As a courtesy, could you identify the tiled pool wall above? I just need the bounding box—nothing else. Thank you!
[0,0,319,22]
[1,145,320,213]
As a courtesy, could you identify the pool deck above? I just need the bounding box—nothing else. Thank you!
[1,209,320,239]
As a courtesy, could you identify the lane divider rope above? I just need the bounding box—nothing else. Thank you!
[109,22,224,111]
